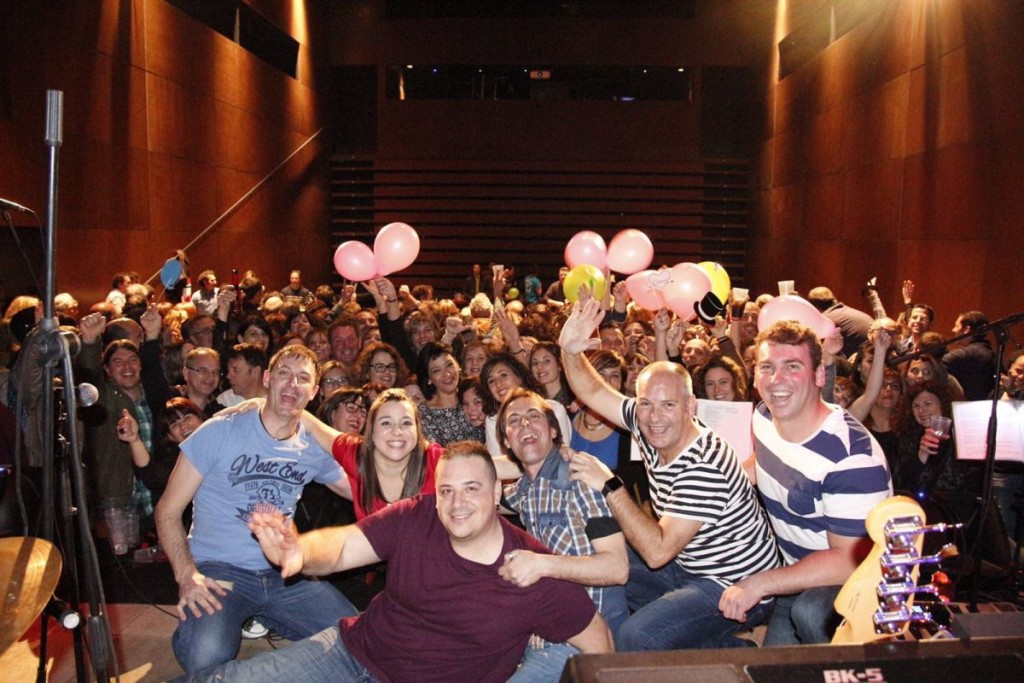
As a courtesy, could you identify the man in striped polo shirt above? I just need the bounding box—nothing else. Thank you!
[719,320,892,645]
[560,299,780,651]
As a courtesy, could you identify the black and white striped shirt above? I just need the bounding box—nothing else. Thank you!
[621,398,780,587]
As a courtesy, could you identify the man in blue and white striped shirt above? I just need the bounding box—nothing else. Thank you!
[561,299,780,651]
[720,320,892,645]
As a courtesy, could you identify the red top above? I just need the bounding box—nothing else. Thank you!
[331,433,444,519]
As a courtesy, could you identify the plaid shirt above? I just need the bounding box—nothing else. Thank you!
[504,449,619,618]
[131,394,155,517]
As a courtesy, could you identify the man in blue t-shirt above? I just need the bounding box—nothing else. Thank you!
[156,346,357,674]
[719,320,892,645]
[181,441,612,683]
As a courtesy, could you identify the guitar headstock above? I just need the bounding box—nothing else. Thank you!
[832,495,960,644]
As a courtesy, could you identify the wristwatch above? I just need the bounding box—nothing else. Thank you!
[601,475,624,497]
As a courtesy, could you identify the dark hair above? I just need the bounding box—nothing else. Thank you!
[440,440,497,484]
[111,272,131,289]
[957,310,989,339]
[496,387,563,455]
[693,356,749,401]
[355,342,407,387]
[226,342,269,371]
[416,342,456,400]
[478,352,542,416]
[358,388,429,513]
[161,397,205,436]
[585,349,627,392]
[458,376,482,404]
[894,380,956,435]
[528,342,573,399]
[910,303,935,323]
[315,387,369,426]
[239,276,263,302]
[753,320,823,370]
[238,314,272,343]
[102,338,140,366]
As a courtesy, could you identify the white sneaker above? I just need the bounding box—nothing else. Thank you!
[241,617,269,639]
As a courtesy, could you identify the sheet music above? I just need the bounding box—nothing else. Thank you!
[696,399,754,463]
[951,400,1024,463]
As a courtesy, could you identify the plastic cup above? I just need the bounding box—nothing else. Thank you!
[928,415,952,438]
[778,280,795,296]
[104,506,131,555]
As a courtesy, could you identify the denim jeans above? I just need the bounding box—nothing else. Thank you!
[617,548,770,651]
[508,641,579,683]
[179,625,377,683]
[172,561,358,674]
[762,586,842,646]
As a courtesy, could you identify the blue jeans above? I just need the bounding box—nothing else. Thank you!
[508,641,579,683]
[179,625,377,682]
[172,561,358,674]
[762,586,842,646]
[617,548,770,651]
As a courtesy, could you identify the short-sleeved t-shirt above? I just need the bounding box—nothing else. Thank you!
[620,397,780,586]
[181,410,345,570]
[331,433,445,519]
[753,402,893,565]
[341,494,597,683]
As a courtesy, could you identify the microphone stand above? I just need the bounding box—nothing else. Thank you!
[32,89,117,682]
[967,313,1024,610]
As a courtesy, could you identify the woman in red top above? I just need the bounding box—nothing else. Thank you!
[302,388,519,519]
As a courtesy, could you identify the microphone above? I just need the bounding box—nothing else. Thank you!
[53,379,99,408]
[0,197,33,213]
[75,383,100,408]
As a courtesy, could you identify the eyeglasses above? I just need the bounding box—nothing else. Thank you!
[186,365,221,379]
[338,402,368,415]
[191,326,215,336]
[322,377,349,388]
[371,363,398,373]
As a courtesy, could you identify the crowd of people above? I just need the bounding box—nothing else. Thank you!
[1,263,1022,682]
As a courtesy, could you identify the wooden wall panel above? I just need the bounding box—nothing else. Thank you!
[0,0,335,306]
[752,0,1024,327]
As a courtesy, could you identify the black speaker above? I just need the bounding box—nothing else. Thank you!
[561,637,1024,683]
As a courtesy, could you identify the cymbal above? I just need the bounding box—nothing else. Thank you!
[0,537,63,655]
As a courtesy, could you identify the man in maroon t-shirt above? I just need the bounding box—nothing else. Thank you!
[182,441,612,683]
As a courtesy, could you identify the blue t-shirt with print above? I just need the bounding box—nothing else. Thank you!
[181,409,345,570]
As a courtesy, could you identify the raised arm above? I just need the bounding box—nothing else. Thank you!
[558,299,627,428]
[848,330,892,421]
[248,512,382,577]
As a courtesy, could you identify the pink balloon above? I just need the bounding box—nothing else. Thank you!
[661,263,712,321]
[607,229,654,275]
[333,241,378,282]
[757,295,838,339]
[374,222,420,276]
[564,231,607,270]
[625,270,667,311]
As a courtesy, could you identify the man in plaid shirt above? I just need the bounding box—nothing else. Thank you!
[497,388,628,682]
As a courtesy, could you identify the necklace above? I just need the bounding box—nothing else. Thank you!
[580,412,608,431]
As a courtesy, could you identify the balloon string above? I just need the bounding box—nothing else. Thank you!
[144,126,326,286]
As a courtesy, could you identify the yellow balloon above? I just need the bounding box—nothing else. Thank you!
[697,261,731,303]
[563,265,607,303]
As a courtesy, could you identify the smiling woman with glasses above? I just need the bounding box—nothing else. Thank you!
[354,342,408,389]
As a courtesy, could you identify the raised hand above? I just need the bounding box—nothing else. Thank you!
[140,304,162,341]
[78,312,106,344]
[559,299,604,354]
[249,511,305,577]
[116,409,140,443]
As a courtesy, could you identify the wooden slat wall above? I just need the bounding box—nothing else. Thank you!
[331,158,750,298]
